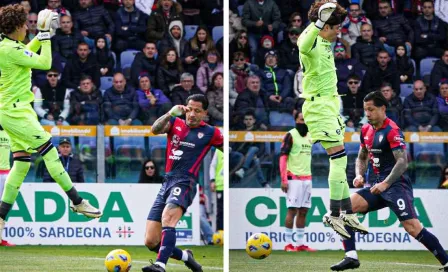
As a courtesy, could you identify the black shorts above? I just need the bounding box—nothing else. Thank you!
[147,174,197,222]
[356,181,417,222]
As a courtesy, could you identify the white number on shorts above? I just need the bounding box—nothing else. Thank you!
[172,187,182,196]
[397,198,406,211]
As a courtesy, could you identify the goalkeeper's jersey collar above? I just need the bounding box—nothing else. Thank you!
[0,34,20,43]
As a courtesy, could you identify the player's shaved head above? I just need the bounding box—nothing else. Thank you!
[0,4,27,35]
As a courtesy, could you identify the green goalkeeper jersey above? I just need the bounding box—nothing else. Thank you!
[297,23,338,99]
[0,129,10,171]
[0,35,51,109]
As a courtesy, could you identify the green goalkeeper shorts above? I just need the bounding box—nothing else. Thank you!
[0,104,51,153]
[302,95,345,144]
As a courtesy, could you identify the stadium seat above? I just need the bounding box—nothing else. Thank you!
[184,25,198,41]
[212,26,223,43]
[237,5,244,16]
[413,143,445,159]
[344,142,359,155]
[410,58,416,77]
[420,57,438,77]
[269,111,295,129]
[415,165,441,188]
[400,84,413,99]
[120,50,139,70]
[100,76,113,91]
[111,51,117,70]
[150,145,167,175]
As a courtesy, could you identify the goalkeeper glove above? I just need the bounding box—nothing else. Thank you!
[315,3,337,29]
[36,31,51,42]
[169,105,185,117]
[37,9,58,32]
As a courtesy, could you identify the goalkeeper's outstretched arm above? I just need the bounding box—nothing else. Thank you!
[297,24,321,55]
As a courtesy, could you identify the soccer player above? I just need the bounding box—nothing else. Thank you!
[142,94,223,272]
[297,0,367,238]
[0,125,14,247]
[279,112,316,252]
[0,4,102,244]
[331,91,448,271]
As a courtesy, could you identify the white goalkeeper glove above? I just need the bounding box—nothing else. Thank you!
[37,9,58,32]
[169,105,185,117]
[36,31,51,41]
[315,2,337,29]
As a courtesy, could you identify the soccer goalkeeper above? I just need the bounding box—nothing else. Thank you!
[0,4,102,244]
[297,0,367,238]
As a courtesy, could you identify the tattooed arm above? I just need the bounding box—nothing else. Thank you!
[384,148,408,185]
[355,145,369,177]
[151,112,172,135]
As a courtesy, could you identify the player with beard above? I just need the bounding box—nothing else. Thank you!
[279,112,316,252]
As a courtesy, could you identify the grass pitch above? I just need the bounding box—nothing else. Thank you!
[230,250,443,272]
[0,245,223,271]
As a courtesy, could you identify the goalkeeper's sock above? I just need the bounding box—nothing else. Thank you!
[40,142,82,205]
[343,226,356,256]
[416,228,448,265]
[341,198,353,214]
[328,150,347,217]
[156,227,176,265]
[285,227,293,244]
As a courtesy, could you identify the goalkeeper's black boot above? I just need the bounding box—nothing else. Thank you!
[439,265,448,271]
[142,260,165,272]
[184,249,203,272]
[330,257,360,271]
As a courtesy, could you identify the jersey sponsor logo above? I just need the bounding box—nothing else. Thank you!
[169,149,184,160]
[198,132,204,139]
[180,141,195,148]
[24,50,33,57]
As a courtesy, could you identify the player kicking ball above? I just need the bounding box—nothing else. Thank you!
[331,91,448,271]
[0,4,102,245]
[142,94,223,272]
[298,0,368,238]
[279,112,316,252]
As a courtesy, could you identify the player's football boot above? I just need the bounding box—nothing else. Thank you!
[295,245,317,252]
[141,263,165,272]
[0,240,15,246]
[284,243,297,252]
[330,257,360,271]
[70,199,102,218]
[340,213,369,234]
[0,217,4,242]
[184,249,203,272]
[440,265,448,271]
[323,213,351,239]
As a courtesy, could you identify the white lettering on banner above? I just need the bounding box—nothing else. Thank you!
[230,188,448,250]
[5,184,200,245]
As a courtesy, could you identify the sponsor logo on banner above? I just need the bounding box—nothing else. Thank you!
[105,126,154,136]
[44,126,96,137]
[230,189,443,250]
[4,184,200,245]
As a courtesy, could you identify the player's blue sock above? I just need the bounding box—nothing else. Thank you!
[147,242,187,261]
[156,227,177,265]
[416,228,448,265]
[342,226,356,252]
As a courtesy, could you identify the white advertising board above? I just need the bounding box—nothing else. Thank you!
[4,183,200,245]
[230,189,448,250]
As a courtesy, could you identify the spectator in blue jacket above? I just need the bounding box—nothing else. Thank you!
[114,0,148,55]
[436,79,448,131]
[257,50,295,113]
[103,73,142,125]
[136,74,171,125]
[51,15,83,62]
[403,80,441,132]
[74,0,115,50]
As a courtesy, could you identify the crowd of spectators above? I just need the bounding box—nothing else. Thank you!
[2,0,223,126]
[229,0,448,133]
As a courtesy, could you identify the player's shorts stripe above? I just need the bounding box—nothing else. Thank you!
[38,141,54,156]
[13,156,31,162]
[330,149,346,160]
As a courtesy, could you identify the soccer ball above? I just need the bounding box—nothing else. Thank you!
[105,249,132,272]
[246,233,272,259]
[213,230,224,245]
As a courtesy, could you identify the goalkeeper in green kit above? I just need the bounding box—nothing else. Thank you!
[0,4,102,244]
[297,0,368,239]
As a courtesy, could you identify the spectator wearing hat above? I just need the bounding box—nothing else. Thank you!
[43,138,85,183]
[146,0,183,42]
[278,27,301,75]
[334,42,365,94]
[255,35,275,68]
[257,50,295,113]
[436,78,448,131]
[136,74,171,125]
[403,80,442,132]
[158,20,190,65]
[341,3,371,46]
[242,0,281,61]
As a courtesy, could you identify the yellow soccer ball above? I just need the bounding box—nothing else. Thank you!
[105,249,132,272]
[246,233,272,259]
[213,230,224,245]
